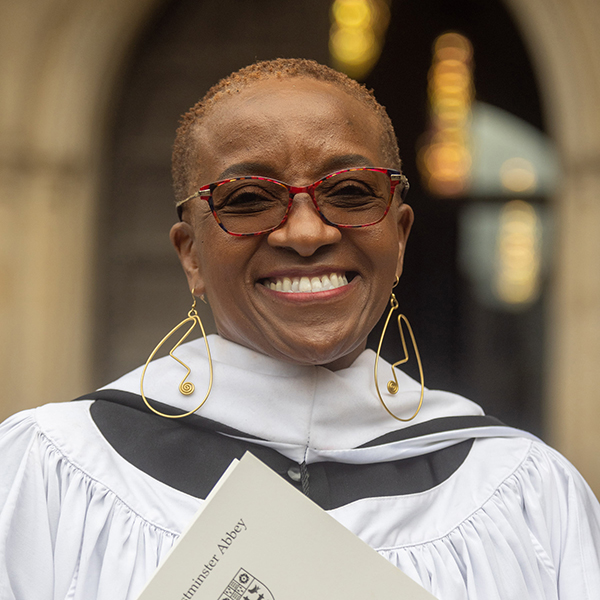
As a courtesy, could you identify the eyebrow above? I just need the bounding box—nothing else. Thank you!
[216,154,376,181]
[321,154,376,172]
[217,162,279,180]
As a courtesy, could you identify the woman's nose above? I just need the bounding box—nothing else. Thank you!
[267,193,342,256]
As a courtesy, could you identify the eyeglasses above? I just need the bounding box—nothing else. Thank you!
[176,167,409,236]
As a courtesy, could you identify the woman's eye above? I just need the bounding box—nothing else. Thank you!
[323,183,380,207]
[215,188,279,213]
[334,183,370,196]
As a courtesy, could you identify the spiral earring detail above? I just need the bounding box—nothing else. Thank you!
[374,277,425,421]
[140,288,213,418]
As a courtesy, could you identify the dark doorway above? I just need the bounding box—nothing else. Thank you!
[366,0,546,434]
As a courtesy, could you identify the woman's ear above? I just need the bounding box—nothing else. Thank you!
[170,221,205,295]
[395,203,414,279]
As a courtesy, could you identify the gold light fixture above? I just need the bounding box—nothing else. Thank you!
[418,32,474,196]
[329,0,391,80]
[494,200,541,305]
[500,157,538,194]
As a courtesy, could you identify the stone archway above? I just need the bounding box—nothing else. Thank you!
[0,0,163,418]
[1,0,599,491]
[503,0,600,491]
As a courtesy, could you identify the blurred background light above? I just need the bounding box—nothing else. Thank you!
[469,103,558,197]
[330,0,390,80]
[495,200,542,305]
[419,33,559,201]
[418,31,474,196]
[500,158,537,194]
[459,200,550,311]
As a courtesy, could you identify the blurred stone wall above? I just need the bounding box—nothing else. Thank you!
[0,0,163,418]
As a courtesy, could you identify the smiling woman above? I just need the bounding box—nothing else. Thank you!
[170,75,412,370]
[0,58,599,600]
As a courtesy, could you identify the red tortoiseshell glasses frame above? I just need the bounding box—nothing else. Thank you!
[176,167,409,237]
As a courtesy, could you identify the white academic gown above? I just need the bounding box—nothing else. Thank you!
[0,335,599,599]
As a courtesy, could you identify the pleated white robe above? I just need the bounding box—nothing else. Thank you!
[1,336,599,599]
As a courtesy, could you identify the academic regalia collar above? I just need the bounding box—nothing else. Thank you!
[92,335,533,463]
[77,335,537,503]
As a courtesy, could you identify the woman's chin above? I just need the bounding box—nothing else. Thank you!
[275,343,365,370]
[227,329,367,371]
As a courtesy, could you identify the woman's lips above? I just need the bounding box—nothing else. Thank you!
[260,272,349,293]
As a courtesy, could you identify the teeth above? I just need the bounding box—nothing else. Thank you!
[265,273,350,293]
[299,277,311,292]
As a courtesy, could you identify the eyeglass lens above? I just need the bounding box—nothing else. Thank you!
[211,169,393,235]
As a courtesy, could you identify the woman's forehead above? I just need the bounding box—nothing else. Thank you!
[192,78,384,181]
[209,76,374,116]
[203,79,381,139]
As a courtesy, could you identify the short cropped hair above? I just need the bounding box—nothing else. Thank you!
[172,58,401,205]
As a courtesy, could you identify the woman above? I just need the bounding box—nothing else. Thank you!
[0,59,598,599]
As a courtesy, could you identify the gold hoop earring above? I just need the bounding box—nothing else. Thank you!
[374,277,425,421]
[140,288,213,419]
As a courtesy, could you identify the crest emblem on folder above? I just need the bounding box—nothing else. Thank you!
[218,568,274,600]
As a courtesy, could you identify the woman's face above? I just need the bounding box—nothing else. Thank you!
[171,78,413,370]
